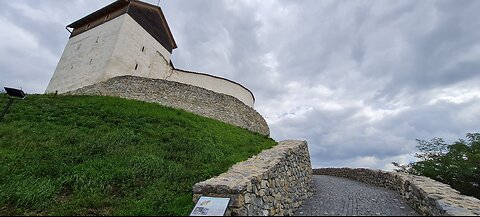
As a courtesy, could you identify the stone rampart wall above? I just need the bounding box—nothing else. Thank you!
[313,168,480,216]
[193,140,314,216]
[67,75,269,135]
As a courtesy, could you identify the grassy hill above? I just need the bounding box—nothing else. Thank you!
[0,94,276,216]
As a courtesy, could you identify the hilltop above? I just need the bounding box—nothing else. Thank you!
[0,95,276,216]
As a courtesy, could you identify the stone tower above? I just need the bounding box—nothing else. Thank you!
[46,0,177,94]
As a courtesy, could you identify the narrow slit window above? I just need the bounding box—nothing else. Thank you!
[135,64,139,70]
[96,36,99,43]
[89,58,93,65]
[141,46,145,52]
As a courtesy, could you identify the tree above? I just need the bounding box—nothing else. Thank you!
[393,133,480,199]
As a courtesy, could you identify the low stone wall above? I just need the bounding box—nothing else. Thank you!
[67,75,270,135]
[313,168,480,216]
[193,140,314,216]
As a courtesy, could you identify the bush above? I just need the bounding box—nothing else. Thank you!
[393,133,480,199]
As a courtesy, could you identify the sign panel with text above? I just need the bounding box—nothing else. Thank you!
[190,196,230,216]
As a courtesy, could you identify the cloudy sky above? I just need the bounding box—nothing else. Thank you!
[1,0,479,170]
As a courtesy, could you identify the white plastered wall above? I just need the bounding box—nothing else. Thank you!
[106,15,172,80]
[47,14,255,107]
[115,15,254,107]
[167,70,255,107]
[45,16,125,94]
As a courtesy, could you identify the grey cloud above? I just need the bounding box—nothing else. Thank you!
[1,0,479,170]
[269,94,480,168]
[375,0,480,99]
[161,0,480,170]
[0,0,114,93]
[270,106,415,164]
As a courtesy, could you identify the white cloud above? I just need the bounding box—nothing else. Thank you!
[0,17,39,50]
[429,88,480,105]
[0,16,58,92]
[1,0,479,170]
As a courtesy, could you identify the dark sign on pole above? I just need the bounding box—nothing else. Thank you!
[1,87,27,122]
[4,87,26,99]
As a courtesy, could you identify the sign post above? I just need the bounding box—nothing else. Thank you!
[0,97,14,122]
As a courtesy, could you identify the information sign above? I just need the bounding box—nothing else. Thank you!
[190,196,230,216]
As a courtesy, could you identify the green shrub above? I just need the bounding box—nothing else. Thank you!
[393,133,480,199]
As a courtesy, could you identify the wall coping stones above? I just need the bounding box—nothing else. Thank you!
[313,168,480,216]
[193,140,314,216]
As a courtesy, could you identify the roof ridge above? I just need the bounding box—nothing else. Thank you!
[66,0,177,52]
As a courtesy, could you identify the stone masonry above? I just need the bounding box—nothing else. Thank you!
[313,168,480,216]
[67,75,270,136]
[295,175,419,216]
[193,140,314,216]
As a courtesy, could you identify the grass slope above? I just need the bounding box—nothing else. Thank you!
[0,95,276,216]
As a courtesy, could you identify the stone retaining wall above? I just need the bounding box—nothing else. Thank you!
[67,75,270,135]
[193,140,314,216]
[313,168,480,216]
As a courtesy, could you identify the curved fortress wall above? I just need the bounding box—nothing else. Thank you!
[169,69,255,108]
[68,76,269,136]
[46,13,255,108]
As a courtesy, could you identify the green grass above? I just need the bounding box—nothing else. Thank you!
[0,94,276,216]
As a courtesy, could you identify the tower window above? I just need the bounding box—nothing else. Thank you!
[141,46,145,53]
[135,64,139,70]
